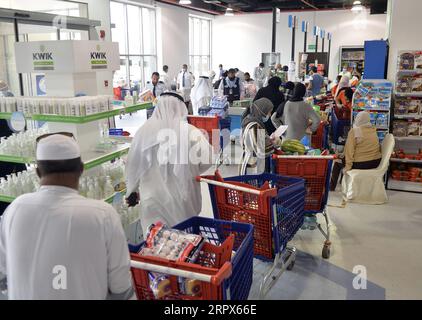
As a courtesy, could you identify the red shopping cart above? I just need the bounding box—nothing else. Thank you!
[272,154,334,259]
[187,115,231,168]
[311,121,329,150]
[198,171,306,298]
[129,216,254,300]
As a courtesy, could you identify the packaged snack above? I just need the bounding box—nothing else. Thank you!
[396,76,413,93]
[395,99,410,115]
[376,113,388,127]
[369,112,377,125]
[148,272,172,299]
[178,277,202,297]
[411,75,422,92]
[142,222,204,263]
[407,120,420,136]
[420,122,422,136]
[415,52,422,69]
[399,52,415,70]
[408,99,421,114]
[393,121,408,137]
[377,131,387,142]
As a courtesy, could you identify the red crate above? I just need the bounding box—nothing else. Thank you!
[272,157,331,211]
[187,115,220,147]
[311,122,327,150]
[130,235,233,300]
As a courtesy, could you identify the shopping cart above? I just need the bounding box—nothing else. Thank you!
[197,172,306,298]
[187,115,231,168]
[272,155,334,259]
[330,107,351,146]
[129,216,254,300]
[311,121,329,150]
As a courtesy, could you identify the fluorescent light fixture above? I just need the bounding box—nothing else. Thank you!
[179,0,192,4]
[225,8,234,16]
[351,0,363,12]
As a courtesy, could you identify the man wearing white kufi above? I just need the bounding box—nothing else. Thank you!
[0,133,133,300]
[125,93,213,234]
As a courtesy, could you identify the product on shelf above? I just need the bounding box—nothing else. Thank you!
[392,149,422,160]
[396,75,413,93]
[353,81,392,110]
[407,120,420,136]
[392,167,422,183]
[395,98,410,115]
[399,52,415,70]
[0,95,113,116]
[0,127,48,158]
[0,169,39,198]
[393,120,409,137]
[411,75,422,92]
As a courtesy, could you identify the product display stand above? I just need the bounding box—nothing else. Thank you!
[388,50,422,193]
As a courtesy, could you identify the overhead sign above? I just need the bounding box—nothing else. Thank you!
[327,32,332,40]
[15,40,119,73]
[320,29,325,39]
[288,15,297,28]
[302,21,309,33]
[313,26,319,37]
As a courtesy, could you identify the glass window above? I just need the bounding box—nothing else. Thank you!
[189,16,211,79]
[0,0,88,18]
[110,1,157,90]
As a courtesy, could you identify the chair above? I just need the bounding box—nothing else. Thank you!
[341,134,395,205]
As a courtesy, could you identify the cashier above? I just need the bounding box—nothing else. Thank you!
[218,68,244,104]
[145,72,166,98]
[0,134,133,299]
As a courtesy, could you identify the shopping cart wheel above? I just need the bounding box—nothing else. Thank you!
[322,241,331,259]
[287,260,295,271]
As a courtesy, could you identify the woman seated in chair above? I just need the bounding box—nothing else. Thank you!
[330,111,382,191]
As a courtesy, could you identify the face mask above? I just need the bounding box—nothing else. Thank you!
[229,76,235,81]
[262,115,270,122]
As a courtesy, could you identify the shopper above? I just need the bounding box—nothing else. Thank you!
[125,93,213,234]
[331,75,343,96]
[282,83,321,140]
[254,62,267,89]
[214,71,227,90]
[334,75,351,106]
[307,66,324,97]
[244,72,254,84]
[350,72,361,87]
[283,81,295,100]
[330,111,382,190]
[145,72,166,98]
[0,133,133,299]
[254,76,285,135]
[235,68,245,82]
[191,76,213,115]
[218,68,244,104]
[243,72,257,99]
[177,64,195,102]
[161,65,173,91]
[240,97,275,174]
[335,87,354,120]
[218,64,225,79]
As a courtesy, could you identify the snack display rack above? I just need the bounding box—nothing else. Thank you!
[351,79,393,142]
[388,50,422,193]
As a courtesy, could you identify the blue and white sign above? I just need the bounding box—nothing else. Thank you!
[302,21,308,33]
[288,15,296,28]
[313,26,319,37]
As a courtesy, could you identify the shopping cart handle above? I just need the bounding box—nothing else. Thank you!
[272,154,336,159]
[130,260,231,284]
[196,177,262,195]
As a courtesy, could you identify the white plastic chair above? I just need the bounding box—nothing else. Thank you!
[341,133,395,205]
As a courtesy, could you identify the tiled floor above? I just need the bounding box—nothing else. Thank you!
[199,160,422,300]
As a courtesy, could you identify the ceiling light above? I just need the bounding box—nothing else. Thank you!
[225,8,234,16]
[179,0,192,4]
[351,0,363,12]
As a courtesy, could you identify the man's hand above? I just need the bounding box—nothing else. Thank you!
[126,192,140,207]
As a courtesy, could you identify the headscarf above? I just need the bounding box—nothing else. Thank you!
[126,95,190,197]
[290,82,307,102]
[241,98,274,130]
[190,76,213,115]
[335,75,350,97]
[253,76,284,113]
[353,111,372,143]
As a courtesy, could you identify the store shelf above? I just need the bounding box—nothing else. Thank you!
[394,114,422,119]
[390,158,422,164]
[32,102,152,124]
[375,127,389,131]
[396,69,422,74]
[0,142,130,168]
[0,194,16,203]
[104,189,126,204]
[354,108,390,112]
[0,102,152,123]
[82,143,130,170]
[388,179,422,193]
[394,136,422,141]
[395,92,422,97]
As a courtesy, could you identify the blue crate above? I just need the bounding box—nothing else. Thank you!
[129,216,254,300]
[207,173,306,261]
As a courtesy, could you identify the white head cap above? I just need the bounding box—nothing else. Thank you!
[36,134,81,161]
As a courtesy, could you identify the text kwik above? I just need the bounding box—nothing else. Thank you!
[33,53,53,60]
[90,52,107,59]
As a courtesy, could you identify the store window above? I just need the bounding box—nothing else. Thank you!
[110,1,157,91]
[189,16,211,79]
[0,0,88,18]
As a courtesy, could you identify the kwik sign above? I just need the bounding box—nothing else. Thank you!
[90,44,108,69]
[33,45,54,71]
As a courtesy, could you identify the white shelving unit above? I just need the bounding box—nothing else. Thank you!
[389,50,422,193]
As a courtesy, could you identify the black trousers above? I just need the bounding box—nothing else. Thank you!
[330,158,381,191]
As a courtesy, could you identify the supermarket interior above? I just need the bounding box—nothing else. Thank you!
[0,0,421,302]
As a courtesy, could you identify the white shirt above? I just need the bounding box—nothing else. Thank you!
[145,81,166,98]
[177,71,195,89]
[160,72,172,91]
[0,186,133,300]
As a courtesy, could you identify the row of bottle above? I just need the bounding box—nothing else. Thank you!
[0,95,113,117]
[113,201,140,230]
[0,127,48,157]
[0,159,126,199]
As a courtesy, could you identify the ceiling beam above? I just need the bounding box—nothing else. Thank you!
[232,0,258,8]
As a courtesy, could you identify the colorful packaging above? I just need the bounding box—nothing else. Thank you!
[396,76,413,93]
[395,99,410,115]
[415,52,422,69]
[148,272,172,299]
[399,52,415,70]
[411,75,422,92]
[393,121,408,137]
[408,99,422,114]
[376,113,388,127]
[407,120,420,136]
[178,277,202,297]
